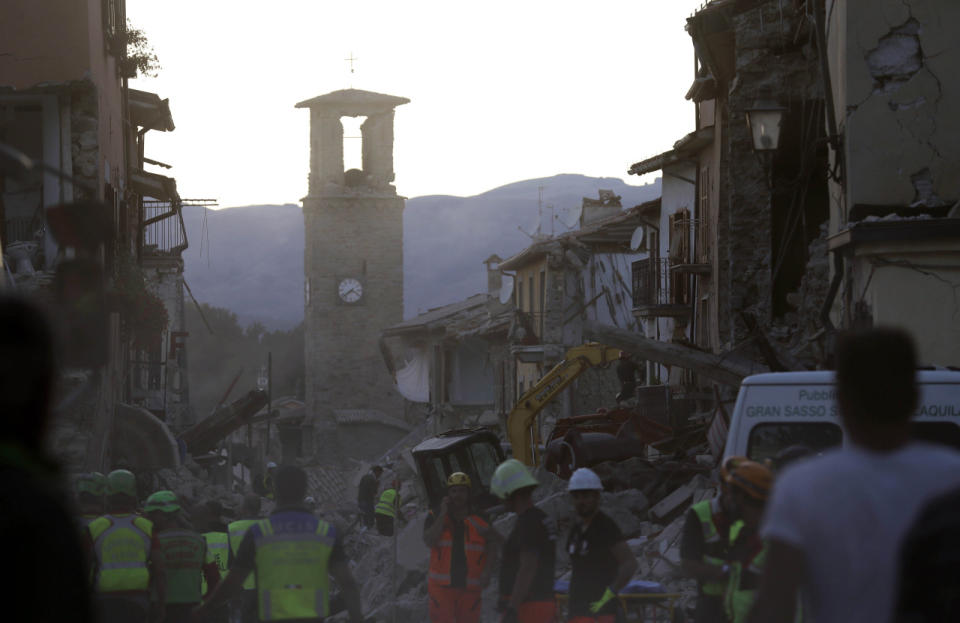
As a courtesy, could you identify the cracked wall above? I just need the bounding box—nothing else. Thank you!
[829,0,960,220]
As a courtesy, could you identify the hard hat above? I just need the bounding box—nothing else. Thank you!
[720,456,749,482]
[304,496,316,505]
[490,459,539,500]
[77,472,106,496]
[144,490,181,513]
[106,469,137,497]
[266,461,277,469]
[447,472,471,488]
[725,460,773,501]
[567,468,603,492]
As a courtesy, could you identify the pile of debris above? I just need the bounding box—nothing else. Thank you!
[333,443,720,622]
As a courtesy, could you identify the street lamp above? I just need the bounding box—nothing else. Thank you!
[745,99,787,152]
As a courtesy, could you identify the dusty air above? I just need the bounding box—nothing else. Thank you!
[2,1,960,623]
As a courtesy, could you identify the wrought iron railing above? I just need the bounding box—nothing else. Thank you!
[142,200,186,254]
[632,257,691,308]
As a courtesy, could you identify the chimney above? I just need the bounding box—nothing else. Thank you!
[483,255,503,297]
[580,189,623,227]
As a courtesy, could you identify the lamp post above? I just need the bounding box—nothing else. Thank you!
[745,99,787,187]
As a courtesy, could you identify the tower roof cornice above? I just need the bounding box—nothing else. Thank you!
[295,89,410,116]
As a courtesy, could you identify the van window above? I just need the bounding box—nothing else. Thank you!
[911,422,960,451]
[747,423,843,463]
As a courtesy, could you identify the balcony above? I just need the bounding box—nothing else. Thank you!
[142,199,187,255]
[632,257,691,318]
[669,217,711,274]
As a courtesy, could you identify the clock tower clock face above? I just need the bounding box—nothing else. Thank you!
[338,278,363,303]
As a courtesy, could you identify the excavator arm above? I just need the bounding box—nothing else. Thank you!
[507,343,622,465]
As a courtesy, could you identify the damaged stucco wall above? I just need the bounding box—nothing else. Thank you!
[828,0,960,224]
[848,238,960,365]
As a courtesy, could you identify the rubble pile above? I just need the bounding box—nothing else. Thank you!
[338,441,720,622]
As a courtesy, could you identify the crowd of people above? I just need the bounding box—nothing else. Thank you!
[2,296,959,623]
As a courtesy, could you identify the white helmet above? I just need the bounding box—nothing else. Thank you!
[567,468,603,492]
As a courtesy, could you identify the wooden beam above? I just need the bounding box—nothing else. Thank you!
[582,321,768,387]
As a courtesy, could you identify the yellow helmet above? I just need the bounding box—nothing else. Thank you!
[725,460,773,501]
[446,472,471,488]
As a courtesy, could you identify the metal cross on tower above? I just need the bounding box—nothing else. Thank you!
[345,52,358,74]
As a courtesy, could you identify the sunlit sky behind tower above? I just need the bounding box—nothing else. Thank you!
[127,0,706,208]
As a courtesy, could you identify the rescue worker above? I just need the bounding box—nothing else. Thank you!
[87,469,166,623]
[680,456,747,623]
[375,478,402,536]
[615,351,640,403]
[145,490,220,623]
[0,295,93,623]
[195,465,364,623]
[423,471,499,623]
[227,493,262,623]
[565,468,637,623]
[491,459,557,623]
[262,461,278,499]
[358,465,384,527]
[200,506,230,623]
[77,471,107,525]
[723,461,773,623]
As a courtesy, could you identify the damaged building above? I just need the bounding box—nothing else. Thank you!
[381,259,515,432]
[1,0,203,473]
[823,0,960,364]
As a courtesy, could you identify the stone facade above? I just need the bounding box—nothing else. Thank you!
[688,0,829,353]
[298,90,409,457]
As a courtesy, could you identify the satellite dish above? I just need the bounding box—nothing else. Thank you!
[558,205,583,229]
[499,275,515,304]
[630,225,646,251]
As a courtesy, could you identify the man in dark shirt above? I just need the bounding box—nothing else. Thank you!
[357,465,382,527]
[491,459,557,623]
[195,465,364,623]
[565,468,637,623]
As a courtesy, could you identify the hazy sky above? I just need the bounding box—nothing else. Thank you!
[126,0,706,208]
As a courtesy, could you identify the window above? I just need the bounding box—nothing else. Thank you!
[538,270,546,337]
[468,442,501,488]
[747,423,842,463]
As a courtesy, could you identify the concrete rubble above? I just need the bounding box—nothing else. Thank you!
[320,439,720,622]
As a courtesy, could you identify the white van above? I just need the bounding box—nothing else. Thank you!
[724,370,960,462]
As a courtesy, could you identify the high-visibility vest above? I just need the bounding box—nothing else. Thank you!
[724,522,768,623]
[428,514,488,592]
[690,499,742,597]
[88,514,154,593]
[157,529,206,605]
[201,531,229,595]
[375,489,399,518]
[228,519,259,591]
[253,517,337,621]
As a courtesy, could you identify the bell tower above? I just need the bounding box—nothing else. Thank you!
[296,89,408,451]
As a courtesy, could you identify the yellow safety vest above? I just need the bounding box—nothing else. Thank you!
[690,499,741,597]
[253,517,337,621]
[228,519,259,591]
[88,514,154,593]
[375,489,399,518]
[201,531,229,595]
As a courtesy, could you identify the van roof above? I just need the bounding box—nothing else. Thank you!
[742,370,960,385]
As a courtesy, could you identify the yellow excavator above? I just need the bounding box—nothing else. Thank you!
[508,343,623,465]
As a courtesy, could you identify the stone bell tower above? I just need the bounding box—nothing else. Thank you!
[296,89,408,447]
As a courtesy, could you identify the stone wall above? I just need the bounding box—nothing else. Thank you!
[716,0,825,346]
[303,193,405,451]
